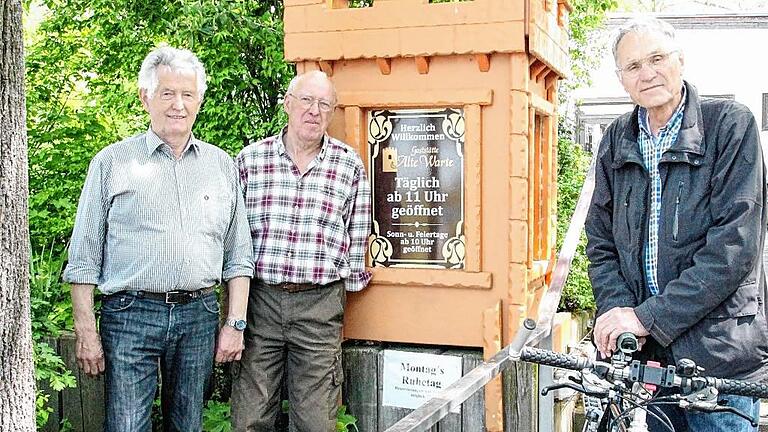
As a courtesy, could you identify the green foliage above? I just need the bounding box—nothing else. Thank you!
[336,405,360,432]
[203,400,232,432]
[30,246,78,429]
[201,400,359,432]
[556,138,596,312]
[555,0,617,311]
[33,342,76,392]
[34,341,77,429]
[567,0,619,88]
[30,245,73,335]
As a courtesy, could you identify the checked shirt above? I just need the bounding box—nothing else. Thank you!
[637,87,686,295]
[236,131,372,292]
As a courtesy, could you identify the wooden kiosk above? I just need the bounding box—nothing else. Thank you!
[284,1,571,430]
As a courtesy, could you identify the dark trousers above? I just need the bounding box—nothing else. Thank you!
[231,280,345,432]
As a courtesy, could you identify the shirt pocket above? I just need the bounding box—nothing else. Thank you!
[309,184,347,227]
[199,190,232,238]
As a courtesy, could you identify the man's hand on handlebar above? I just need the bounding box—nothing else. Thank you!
[594,307,650,358]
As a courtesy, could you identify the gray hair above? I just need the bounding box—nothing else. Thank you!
[138,46,208,99]
[612,17,678,66]
[286,70,337,103]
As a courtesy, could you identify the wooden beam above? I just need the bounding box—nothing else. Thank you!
[415,55,430,74]
[535,66,550,82]
[376,57,392,75]
[483,302,504,432]
[464,104,482,272]
[527,109,535,269]
[544,70,559,89]
[557,0,571,26]
[530,61,547,82]
[474,53,490,72]
[337,88,493,107]
[370,268,492,289]
[343,106,364,157]
[529,93,556,116]
[317,60,333,76]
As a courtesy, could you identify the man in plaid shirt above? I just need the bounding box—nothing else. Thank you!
[231,70,372,432]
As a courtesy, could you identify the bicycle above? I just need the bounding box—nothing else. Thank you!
[512,322,768,432]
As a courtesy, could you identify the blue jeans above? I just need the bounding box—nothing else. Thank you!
[647,393,759,432]
[99,291,219,432]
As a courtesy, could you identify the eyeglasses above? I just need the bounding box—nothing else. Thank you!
[287,93,335,113]
[616,50,679,78]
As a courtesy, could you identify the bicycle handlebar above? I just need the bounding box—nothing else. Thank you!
[519,346,593,371]
[707,377,768,399]
[519,346,768,399]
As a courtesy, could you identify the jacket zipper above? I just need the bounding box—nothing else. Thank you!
[624,186,633,234]
[673,181,684,241]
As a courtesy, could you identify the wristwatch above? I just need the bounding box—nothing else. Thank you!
[225,318,247,331]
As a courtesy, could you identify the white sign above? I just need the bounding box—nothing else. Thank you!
[381,350,463,411]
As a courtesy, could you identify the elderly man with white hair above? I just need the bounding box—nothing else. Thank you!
[64,46,253,431]
[586,16,768,431]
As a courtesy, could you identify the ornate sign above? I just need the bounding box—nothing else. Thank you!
[368,108,465,269]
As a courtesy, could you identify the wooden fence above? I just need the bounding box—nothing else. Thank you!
[39,333,105,432]
[39,334,498,432]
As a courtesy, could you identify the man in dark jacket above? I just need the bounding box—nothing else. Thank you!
[586,17,768,431]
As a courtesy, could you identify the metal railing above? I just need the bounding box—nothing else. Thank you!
[385,150,598,432]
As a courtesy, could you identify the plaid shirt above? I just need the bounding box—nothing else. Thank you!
[637,87,686,295]
[236,130,372,292]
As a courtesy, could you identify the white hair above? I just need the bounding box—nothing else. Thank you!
[138,46,207,99]
[612,17,678,66]
[286,70,337,103]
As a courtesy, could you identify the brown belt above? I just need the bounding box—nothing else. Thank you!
[266,282,322,293]
[126,286,216,304]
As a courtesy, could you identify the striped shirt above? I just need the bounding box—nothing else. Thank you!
[236,130,372,292]
[63,129,254,294]
[637,87,686,295]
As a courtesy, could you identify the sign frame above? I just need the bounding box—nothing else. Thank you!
[367,108,467,269]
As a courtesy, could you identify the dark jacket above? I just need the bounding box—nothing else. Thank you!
[585,82,768,380]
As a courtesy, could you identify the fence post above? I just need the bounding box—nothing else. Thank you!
[537,334,555,432]
[58,332,105,432]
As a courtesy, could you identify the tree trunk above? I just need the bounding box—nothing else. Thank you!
[0,0,35,430]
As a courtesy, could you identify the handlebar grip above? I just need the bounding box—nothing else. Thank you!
[520,347,592,371]
[710,378,768,398]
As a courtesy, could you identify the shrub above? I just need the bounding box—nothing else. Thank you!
[556,138,595,311]
[30,245,77,429]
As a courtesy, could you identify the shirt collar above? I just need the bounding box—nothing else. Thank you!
[145,128,199,157]
[638,85,687,136]
[276,127,330,161]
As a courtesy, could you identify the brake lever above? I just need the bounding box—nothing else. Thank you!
[541,381,608,398]
[705,404,758,427]
[681,399,758,427]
